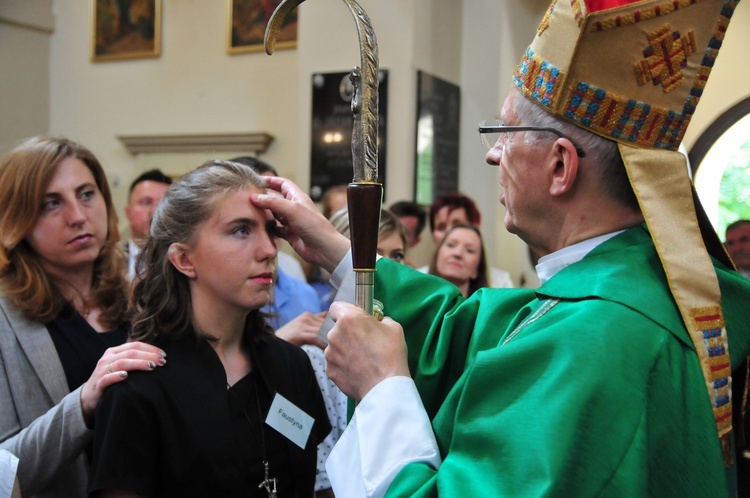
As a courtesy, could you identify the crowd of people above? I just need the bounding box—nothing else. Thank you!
[0,133,496,497]
[1,0,750,497]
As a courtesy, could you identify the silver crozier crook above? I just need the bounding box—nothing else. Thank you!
[265,0,383,316]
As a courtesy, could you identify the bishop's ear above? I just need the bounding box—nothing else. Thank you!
[549,141,579,197]
[167,242,197,279]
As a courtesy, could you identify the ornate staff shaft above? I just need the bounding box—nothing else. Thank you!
[265,0,382,316]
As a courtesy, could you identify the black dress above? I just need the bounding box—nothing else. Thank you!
[88,332,331,497]
[47,310,127,391]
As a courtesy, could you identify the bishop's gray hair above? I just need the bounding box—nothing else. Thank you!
[512,88,638,210]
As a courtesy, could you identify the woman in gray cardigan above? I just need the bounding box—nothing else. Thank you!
[0,137,165,497]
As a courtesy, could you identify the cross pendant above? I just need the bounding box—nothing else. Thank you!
[258,460,278,498]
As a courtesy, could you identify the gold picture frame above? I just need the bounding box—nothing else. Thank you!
[91,0,161,62]
[227,0,298,55]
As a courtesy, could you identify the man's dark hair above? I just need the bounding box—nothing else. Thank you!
[129,169,172,194]
[726,219,750,237]
[229,156,279,176]
[389,200,427,234]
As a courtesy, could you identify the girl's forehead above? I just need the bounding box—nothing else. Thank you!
[211,186,265,215]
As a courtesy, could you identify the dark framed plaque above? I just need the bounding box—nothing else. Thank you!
[414,71,460,205]
[310,70,388,202]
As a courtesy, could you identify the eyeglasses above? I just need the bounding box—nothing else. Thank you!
[478,120,586,158]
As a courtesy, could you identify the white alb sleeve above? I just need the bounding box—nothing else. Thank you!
[326,376,441,498]
[317,250,357,344]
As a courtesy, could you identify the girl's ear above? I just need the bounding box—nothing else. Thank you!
[167,242,196,279]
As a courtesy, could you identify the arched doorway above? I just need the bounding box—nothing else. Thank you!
[690,97,750,240]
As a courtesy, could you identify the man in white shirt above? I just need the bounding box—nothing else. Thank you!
[124,169,171,280]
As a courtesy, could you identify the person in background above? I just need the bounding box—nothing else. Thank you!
[262,264,327,343]
[320,184,348,220]
[428,224,489,298]
[428,193,481,244]
[123,169,172,281]
[418,192,513,288]
[329,207,408,264]
[373,210,408,264]
[388,200,426,268]
[89,159,330,497]
[252,0,750,494]
[388,200,426,250]
[0,136,166,498]
[726,219,750,279]
[727,218,750,493]
[303,185,351,311]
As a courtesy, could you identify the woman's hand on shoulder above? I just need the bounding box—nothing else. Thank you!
[80,342,167,427]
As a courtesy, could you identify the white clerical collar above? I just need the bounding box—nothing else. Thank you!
[536,230,626,285]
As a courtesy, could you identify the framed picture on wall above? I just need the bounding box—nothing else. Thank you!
[91,0,161,62]
[227,0,298,54]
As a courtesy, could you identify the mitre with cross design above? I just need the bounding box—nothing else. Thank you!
[514,0,742,465]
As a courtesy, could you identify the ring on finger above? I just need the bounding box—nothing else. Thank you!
[107,362,114,374]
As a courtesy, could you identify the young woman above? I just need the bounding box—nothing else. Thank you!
[429,224,489,297]
[374,209,408,264]
[0,136,166,498]
[89,160,330,497]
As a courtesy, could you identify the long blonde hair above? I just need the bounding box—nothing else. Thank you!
[0,136,128,327]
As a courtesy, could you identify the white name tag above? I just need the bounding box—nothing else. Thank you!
[265,393,314,449]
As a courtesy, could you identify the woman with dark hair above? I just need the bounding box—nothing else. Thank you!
[0,136,166,498]
[89,159,330,497]
[429,224,489,297]
[427,193,482,244]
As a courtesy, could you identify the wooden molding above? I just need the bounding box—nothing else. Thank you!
[117,132,274,155]
[0,0,55,33]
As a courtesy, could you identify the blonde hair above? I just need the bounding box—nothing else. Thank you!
[0,136,127,327]
[329,206,407,250]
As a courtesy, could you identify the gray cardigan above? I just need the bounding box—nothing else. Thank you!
[0,295,91,498]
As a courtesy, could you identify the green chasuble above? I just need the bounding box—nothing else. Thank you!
[372,225,750,497]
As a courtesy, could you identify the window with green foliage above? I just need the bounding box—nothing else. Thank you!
[718,138,750,235]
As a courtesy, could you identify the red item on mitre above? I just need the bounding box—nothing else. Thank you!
[584,0,640,12]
